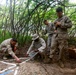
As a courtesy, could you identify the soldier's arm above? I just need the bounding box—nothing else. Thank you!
[61,16,72,28]
[7,45,21,63]
[38,38,46,52]
[44,28,47,34]
[45,30,47,34]
[51,23,57,33]
[27,41,34,54]
[7,45,16,57]
[53,20,58,31]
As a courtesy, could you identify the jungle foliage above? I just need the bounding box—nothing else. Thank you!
[0,0,76,45]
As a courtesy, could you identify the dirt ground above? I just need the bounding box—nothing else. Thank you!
[0,62,11,71]
[17,60,76,75]
[0,45,76,75]
[0,56,76,75]
[0,58,76,75]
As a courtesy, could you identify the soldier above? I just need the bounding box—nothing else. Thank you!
[49,7,72,67]
[0,38,21,63]
[26,34,46,60]
[44,20,55,55]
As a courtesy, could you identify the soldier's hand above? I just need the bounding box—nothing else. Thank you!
[25,54,29,57]
[54,30,57,33]
[55,22,61,26]
[34,50,39,52]
[54,21,57,24]
[16,59,21,63]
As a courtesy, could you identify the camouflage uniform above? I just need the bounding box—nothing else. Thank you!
[27,38,46,54]
[50,15,72,61]
[0,38,18,57]
[45,23,55,52]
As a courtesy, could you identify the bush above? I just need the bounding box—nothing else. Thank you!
[17,35,32,45]
[0,30,12,43]
[0,30,32,45]
[68,37,76,46]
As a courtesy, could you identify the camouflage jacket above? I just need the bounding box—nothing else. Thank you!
[0,38,18,56]
[27,38,46,54]
[54,15,72,39]
[45,23,55,35]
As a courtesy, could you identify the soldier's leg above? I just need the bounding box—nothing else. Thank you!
[1,47,8,59]
[58,40,68,61]
[37,50,46,62]
[58,40,68,68]
[49,36,58,59]
[39,50,51,63]
[47,36,51,51]
[47,36,52,55]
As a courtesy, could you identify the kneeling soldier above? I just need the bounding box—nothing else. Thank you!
[26,34,46,60]
[0,38,21,63]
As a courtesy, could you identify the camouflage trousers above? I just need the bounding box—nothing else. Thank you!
[47,34,53,52]
[0,47,9,57]
[49,34,68,61]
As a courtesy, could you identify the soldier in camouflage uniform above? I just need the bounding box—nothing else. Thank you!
[0,38,21,63]
[44,20,55,55]
[49,7,72,67]
[26,34,46,59]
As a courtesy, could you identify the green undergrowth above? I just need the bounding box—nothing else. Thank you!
[0,30,76,47]
[68,37,76,46]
